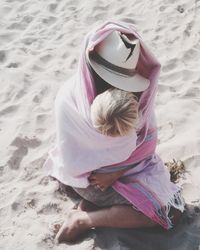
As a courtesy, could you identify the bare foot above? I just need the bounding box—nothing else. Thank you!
[55,210,91,243]
[78,199,99,212]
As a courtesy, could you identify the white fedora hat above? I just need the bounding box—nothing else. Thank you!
[87,31,150,92]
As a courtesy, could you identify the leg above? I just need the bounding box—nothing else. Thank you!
[78,199,100,212]
[88,205,156,228]
[55,205,156,243]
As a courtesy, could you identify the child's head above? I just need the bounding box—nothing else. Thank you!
[90,88,138,137]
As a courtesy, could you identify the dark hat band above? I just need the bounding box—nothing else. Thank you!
[89,51,136,77]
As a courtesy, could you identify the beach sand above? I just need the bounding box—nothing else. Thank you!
[0,0,200,249]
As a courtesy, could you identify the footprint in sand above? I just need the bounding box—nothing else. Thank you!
[35,128,46,134]
[13,76,31,101]
[42,16,57,26]
[114,7,126,15]
[25,198,37,209]
[160,70,182,84]
[32,86,49,104]
[183,48,199,63]
[184,22,193,37]
[0,32,18,46]
[93,5,109,12]
[14,89,26,100]
[0,165,4,176]
[120,17,137,25]
[0,50,7,63]
[40,54,53,64]
[69,58,77,69]
[7,21,27,31]
[12,136,41,148]
[36,114,48,124]
[48,3,58,13]
[37,202,62,215]
[7,135,41,170]
[179,86,200,98]
[22,157,46,181]
[38,233,55,249]
[0,105,19,116]
[7,62,20,68]
[162,58,178,73]
[11,196,37,213]
[11,201,21,211]
[159,6,167,12]
[177,5,185,13]
[39,176,50,186]
[22,15,34,24]
[21,37,37,46]
[158,122,175,144]
[8,144,28,170]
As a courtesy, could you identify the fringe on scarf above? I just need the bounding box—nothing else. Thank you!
[155,190,185,229]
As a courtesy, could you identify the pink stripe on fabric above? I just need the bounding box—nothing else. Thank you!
[113,181,169,229]
[125,139,157,164]
[110,138,157,168]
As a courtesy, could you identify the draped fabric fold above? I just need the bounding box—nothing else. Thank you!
[43,21,184,229]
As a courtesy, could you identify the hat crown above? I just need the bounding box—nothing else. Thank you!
[95,31,140,69]
[87,29,150,92]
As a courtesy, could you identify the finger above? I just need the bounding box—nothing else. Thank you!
[53,224,61,235]
[94,185,99,190]
[89,174,97,180]
[88,175,97,181]
[96,184,105,191]
[88,177,96,182]
[94,184,105,191]
[55,222,67,243]
[90,180,98,186]
[100,186,108,192]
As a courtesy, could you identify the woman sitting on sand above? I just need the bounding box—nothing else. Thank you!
[44,21,184,242]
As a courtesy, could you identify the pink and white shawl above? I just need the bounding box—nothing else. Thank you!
[44,21,184,229]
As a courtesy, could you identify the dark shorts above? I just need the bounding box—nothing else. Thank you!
[73,185,131,207]
[72,185,182,226]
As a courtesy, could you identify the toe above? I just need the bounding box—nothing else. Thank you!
[55,222,68,243]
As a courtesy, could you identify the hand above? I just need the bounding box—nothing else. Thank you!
[88,170,125,192]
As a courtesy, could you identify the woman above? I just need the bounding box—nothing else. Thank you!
[44,21,184,243]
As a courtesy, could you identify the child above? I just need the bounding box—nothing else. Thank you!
[84,87,139,192]
[90,87,139,137]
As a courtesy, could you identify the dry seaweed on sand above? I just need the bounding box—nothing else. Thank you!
[165,159,185,183]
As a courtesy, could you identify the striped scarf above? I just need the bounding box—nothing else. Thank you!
[44,21,184,229]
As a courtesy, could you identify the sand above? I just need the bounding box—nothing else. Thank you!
[0,0,200,249]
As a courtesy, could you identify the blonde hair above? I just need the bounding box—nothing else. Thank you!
[90,88,138,137]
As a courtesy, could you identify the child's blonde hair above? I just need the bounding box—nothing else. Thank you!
[90,88,138,137]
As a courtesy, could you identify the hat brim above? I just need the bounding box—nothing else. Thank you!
[88,55,150,92]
